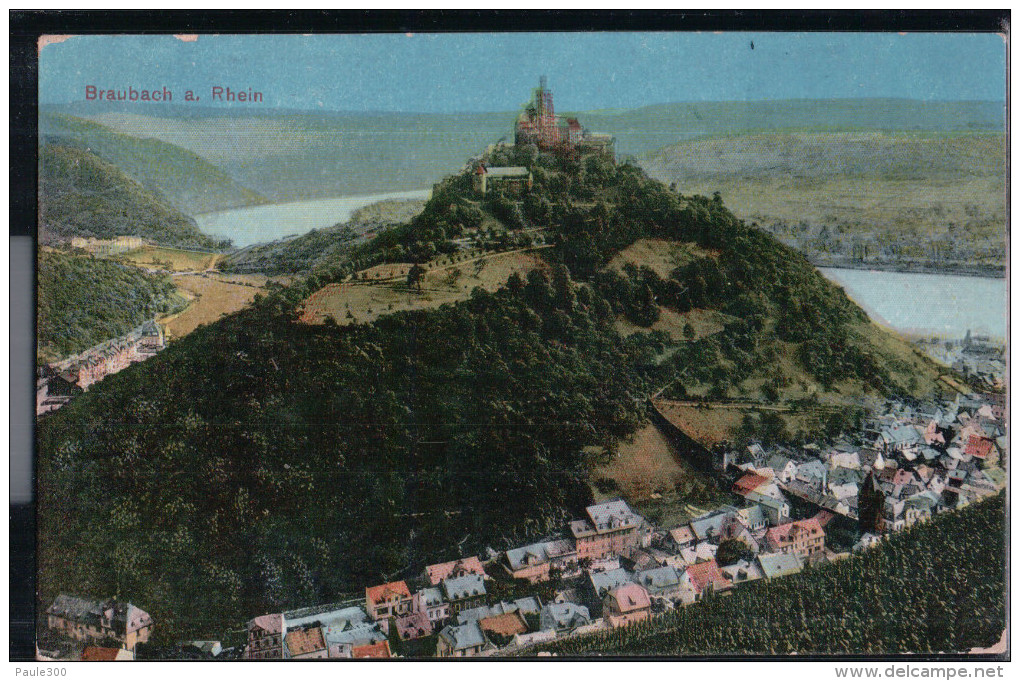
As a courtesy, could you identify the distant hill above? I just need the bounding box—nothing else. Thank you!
[45,99,1004,202]
[39,143,232,250]
[40,112,267,215]
[37,249,186,362]
[640,131,1007,274]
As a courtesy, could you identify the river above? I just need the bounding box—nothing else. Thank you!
[196,197,1005,340]
[820,267,1006,341]
[194,190,431,248]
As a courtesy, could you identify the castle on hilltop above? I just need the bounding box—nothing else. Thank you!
[514,76,615,160]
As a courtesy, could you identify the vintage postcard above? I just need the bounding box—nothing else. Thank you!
[33,30,1006,660]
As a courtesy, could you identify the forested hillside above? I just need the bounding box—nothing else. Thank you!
[37,250,186,361]
[527,492,1006,656]
[38,143,947,643]
[40,112,267,214]
[219,198,425,275]
[39,143,231,251]
[38,275,668,639]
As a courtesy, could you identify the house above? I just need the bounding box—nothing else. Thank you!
[603,583,652,627]
[284,626,327,659]
[666,525,696,551]
[539,603,592,633]
[322,621,386,658]
[965,434,996,462]
[635,565,683,599]
[472,165,533,196]
[756,552,804,579]
[417,587,450,625]
[365,581,413,621]
[853,533,883,553]
[829,450,861,470]
[746,493,790,525]
[436,621,491,658]
[478,611,529,643]
[180,640,222,658]
[586,567,633,602]
[393,610,433,641]
[426,556,487,585]
[678,559,732,605]
[719,559,764,585]
[735,505,768,533]
[245,613,284,660]
[765,518,825,561]
[46,595,153,652]
[505,539,577,583]
[80,646,133,661]
[795,459,828,487]
[456,597,542,625]
[442,574,487,614]
[351,640,391,659]
[732,472,771,497]
[678,541,719,566]
[766,454,799,483]
[689,509,735,543]
[570,500,646,560]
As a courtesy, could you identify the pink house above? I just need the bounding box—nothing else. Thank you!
[603,583,652,628]
[245,613,284,659]
[426,556,487,585]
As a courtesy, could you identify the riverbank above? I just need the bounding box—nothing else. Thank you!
[810,258,1005,279]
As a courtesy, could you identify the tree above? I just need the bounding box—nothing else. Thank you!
[716,538,754,566]
[387,617,404,655]
[858,471,886,535]
[407,264,427,292]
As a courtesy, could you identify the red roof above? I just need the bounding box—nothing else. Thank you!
[732,473,769,496]
[81,647,122,661]
[365,581,411,608]
[606,583,652,614]
[765,518,825,550]
[812,510,835,528]
[352,640,391,659]
[685,559,731,593]
[425,556,486,585]
[966,435,995,460]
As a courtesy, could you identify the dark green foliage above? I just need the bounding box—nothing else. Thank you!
[530,493,1006,655]
[37,250,185,360]
[39,144,230,250]
[37,280,665,640]
[715,538,754,566]
[858,472,887,535]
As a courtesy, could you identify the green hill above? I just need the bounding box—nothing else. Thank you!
[640,131,1006,274]
[39,143,232,251]
[527,492,1005,656]
[37,145,949,645]
[40,112,267,215]
[37,250,187,362]
[219,198,426,275]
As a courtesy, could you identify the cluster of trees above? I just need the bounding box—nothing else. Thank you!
[38,269,671,642]
[39,143,231,251]
[37,250,185,361]
[530,493,1005,655]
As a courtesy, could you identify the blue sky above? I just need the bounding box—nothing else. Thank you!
[40,32,1006,112]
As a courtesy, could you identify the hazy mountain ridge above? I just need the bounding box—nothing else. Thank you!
[39,143,230,251]
[42,98,1003,202]
[41,112,268,215]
